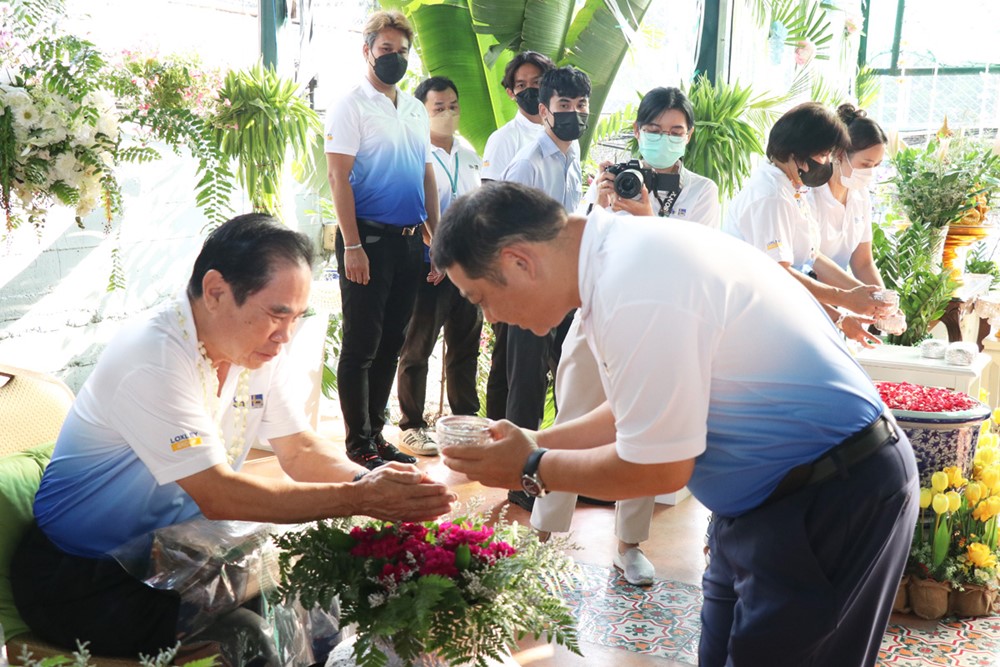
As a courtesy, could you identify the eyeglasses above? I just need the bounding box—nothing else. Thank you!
[640,126,688,138]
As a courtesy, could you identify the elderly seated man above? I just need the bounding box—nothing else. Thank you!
[11,214,455,664]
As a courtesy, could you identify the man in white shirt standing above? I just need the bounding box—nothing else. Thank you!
[481,51,554,427]
[481,51,554,182]
[324,10,440,470]
[396,77,483,455]
[498,65,591,510]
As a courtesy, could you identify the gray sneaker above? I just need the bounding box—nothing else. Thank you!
[399,428,440,456]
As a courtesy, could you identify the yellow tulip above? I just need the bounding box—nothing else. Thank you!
[975,496,1000,522]
[946,490,962,513]
[920,488,933,509]
[967,542,998,569]
[980,432,998,451]
[966,482,984,507]
[982,419,994,436]
[989,496,1000,517]
[931,471,949,493]
[944,466,967,488]
[993,406,1000,426]
[977,447,998,466]
[982,466,1000,490]
[932,493,950,515]
[980,388,991,404]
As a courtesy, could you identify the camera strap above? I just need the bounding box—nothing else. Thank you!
[653,186,681,217]
[650,172,682,217]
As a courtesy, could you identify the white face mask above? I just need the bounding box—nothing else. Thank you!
[840,161,875,190]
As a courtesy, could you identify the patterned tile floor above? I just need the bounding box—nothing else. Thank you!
[562,563,1000,666]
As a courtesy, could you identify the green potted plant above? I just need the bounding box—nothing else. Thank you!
[889,130,1000,275]
[682,74,788,201]
[210,62,321,220]
[872,221,959,346]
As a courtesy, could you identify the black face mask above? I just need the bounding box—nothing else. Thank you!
[372,52,408,85]
[797,156,834,188]
[514,88,540,116]
[548,111,589,142]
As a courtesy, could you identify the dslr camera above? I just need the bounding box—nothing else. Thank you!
[605,159,656,200]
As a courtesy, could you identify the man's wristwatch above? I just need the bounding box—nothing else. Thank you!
[520,448,549,497]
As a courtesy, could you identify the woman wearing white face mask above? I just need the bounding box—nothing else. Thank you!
[587,87,720,227]
[808,104,888,287]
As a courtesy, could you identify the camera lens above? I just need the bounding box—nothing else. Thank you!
[614,170,644,200]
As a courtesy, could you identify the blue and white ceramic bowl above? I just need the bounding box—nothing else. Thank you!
[892,400,992,486]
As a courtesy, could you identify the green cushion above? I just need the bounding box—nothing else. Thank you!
[0,442,53,641]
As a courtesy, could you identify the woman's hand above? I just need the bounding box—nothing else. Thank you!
[840,315,880,348]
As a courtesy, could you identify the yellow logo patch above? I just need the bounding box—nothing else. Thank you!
[766,240,782,251]
[170,432,203,452]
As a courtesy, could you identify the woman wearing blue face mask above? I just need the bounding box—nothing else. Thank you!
[807,104,888,287]
[587,87,721,227]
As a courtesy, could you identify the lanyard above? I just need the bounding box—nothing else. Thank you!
[653,188,681,217]
[433,151,459,197]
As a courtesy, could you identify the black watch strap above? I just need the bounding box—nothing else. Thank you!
[520,448,549,497]
[523,448,548,476]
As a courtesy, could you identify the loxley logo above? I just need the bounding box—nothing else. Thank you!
[170,431,203,452]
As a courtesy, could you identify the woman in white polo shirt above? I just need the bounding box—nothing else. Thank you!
[722,102,889,346]
[532,87,719,587]
[808,104,888,287]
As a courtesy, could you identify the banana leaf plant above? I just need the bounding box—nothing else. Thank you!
[379,0,654,159]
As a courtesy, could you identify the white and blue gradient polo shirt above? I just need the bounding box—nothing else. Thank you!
[324,78,432,226]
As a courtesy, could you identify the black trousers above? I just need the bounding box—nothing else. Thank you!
[485,322,509,421]
[396,262,483,431]
[700,426,919,667]
[336,228,423,452]
[11,523,181,656]
[488,313,574,429]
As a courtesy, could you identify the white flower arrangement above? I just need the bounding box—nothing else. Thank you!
[0,78,120,231]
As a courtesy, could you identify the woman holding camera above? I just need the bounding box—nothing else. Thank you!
[807,104,888,286]
[722,102,889,346]
[531,87,719,587]
[587,86,720,227]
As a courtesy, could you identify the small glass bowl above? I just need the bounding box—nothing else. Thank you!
[435,416,492,447]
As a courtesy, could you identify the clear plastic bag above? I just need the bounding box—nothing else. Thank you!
[110,518,340,666]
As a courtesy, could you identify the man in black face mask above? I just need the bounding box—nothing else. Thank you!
[495,65,591,511]
[324,10,440,470]
[481,51,555,451]
[481,51,554,182]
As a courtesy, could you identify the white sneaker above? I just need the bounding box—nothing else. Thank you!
[399,428,439,456]
[613,547,655,586]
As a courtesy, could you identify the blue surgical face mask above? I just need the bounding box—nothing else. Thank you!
[639,131,687,169]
